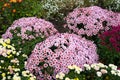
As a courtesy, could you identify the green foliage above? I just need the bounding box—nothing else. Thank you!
[42,0,83,20]
[0,27,44,79]
[97,44,120,67]
[10,27,45,57]
[64,70,85,79]
[0,0,44,36]
[38,62,54,75]
[0,38,36,80]
[84,0,99,7]
[42,0,99,20]
[102,0,120,12]
[17,0,43,17]
[82,34,100,45]
[83,34,120,67]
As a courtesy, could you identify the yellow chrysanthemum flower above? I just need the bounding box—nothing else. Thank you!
[7,54,12,58]
[2,73,6,77]
[2,42,7,47]
[5,39,11,44]
[74,78,79,80]
[7,50,12,55]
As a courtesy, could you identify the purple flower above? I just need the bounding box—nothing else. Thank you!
[2,17,58,40]
[64,6,120,36]
[25,33,98,80]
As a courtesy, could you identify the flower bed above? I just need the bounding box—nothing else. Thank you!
[0,5,120,80]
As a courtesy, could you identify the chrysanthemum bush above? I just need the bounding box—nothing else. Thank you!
[56,63,120,80]
[2,17,58,57]
[98,25,120,66]
[0,38,36,80]
[25,33,98,80]
[64,6,120,37]
[2,17,58,39]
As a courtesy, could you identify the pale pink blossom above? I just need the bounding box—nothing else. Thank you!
[64,6,120,36]
[26,33,98,80]
[2,17,58,40]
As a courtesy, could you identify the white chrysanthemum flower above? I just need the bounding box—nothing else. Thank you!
[111,70,117,75]
[56,72,65,79]
[84,64,91,70]
[22,70,30,77]
[11,58,19,64]
[117,71,120,77]
[4,39,10,44]
[29,77,36,80]
[73,65,82,74]
[1,60,4,63]
[7,76,11,79]
[56,74,59,78]
[93,65,100,71]
[65,77,71,80]
[100,69,108,74]
[13,74,21,80]
[2,77,6,80]
[97,63,106,68]
[68,65,74,70]
[0,38,4,43]
[96,71,102,77]
[109,64,117,70]
[22,54,28,58]
[14,68,20,72]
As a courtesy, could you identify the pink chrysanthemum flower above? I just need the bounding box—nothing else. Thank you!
[2,17,58,40]
[64,6,120,36]
[25,33,98,80]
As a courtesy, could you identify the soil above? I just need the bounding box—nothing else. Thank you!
[50,19,69,33]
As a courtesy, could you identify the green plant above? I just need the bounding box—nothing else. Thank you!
[0,38,36,80]
[42,0,100,20]
[102,0,120,12]
[0,0,44,36]
[97,44,120,67]
[97,26,120,67]
[10,27,45,57]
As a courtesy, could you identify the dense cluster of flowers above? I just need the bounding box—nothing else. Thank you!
[56,63,120,80]
[0,38,14,57]
[42,0,100,19]
[64,6,120,36]
[2,17,58,40]
[99,25,120,52]
[103,0,120,12]
[25,33,98,80]
[1,0,22,13]
[0,38,36,80]
[42,0,84,19]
